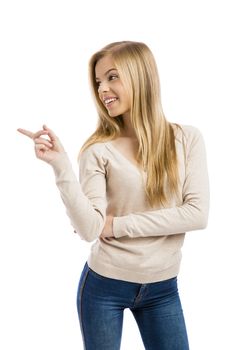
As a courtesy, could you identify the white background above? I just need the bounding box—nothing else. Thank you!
[1,0,232,349]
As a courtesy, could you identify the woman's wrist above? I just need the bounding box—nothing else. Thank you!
[48,152,73,176]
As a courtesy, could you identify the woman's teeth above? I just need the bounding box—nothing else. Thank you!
[105,98,117,105]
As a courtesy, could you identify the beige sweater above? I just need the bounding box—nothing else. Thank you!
[50,124,209,283]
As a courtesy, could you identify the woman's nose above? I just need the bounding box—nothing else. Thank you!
[98,81,110,93]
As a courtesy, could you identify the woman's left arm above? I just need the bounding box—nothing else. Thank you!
[112,127,210,239]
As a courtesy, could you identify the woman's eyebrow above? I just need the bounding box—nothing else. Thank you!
[95,68,117,80]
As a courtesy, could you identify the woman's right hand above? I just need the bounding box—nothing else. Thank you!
[17,124,66,164]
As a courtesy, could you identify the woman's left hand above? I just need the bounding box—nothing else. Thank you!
[100,215,114,238]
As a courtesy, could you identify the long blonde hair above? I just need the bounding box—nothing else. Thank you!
[79,41,180,207]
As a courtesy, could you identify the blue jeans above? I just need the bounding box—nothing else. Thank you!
[77,263,189,350]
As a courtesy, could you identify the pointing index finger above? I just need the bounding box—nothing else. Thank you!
[17,128,34,139]
[17,128,49,140]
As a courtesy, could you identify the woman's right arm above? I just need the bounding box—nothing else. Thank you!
[17,125,107,242]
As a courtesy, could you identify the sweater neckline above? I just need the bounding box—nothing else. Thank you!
[104,142,146,173]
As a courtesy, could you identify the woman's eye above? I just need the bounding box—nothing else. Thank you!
[109,74,118,81]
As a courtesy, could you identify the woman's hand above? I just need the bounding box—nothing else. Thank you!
[17,124,66,164]
[100,215,114,239]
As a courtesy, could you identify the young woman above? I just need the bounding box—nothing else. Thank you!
[18,41,209,350]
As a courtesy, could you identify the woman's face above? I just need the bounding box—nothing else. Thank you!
[95,55,130,118]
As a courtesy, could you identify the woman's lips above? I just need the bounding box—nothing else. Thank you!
[104,97,118,108]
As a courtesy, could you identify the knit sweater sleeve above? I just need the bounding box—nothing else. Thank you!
[113,126,210,238]
[49,144,107,242]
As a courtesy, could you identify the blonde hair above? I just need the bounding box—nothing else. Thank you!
[79,41,180,207]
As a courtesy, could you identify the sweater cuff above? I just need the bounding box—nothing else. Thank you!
[48,153,76,181]
[113,216,130,238]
